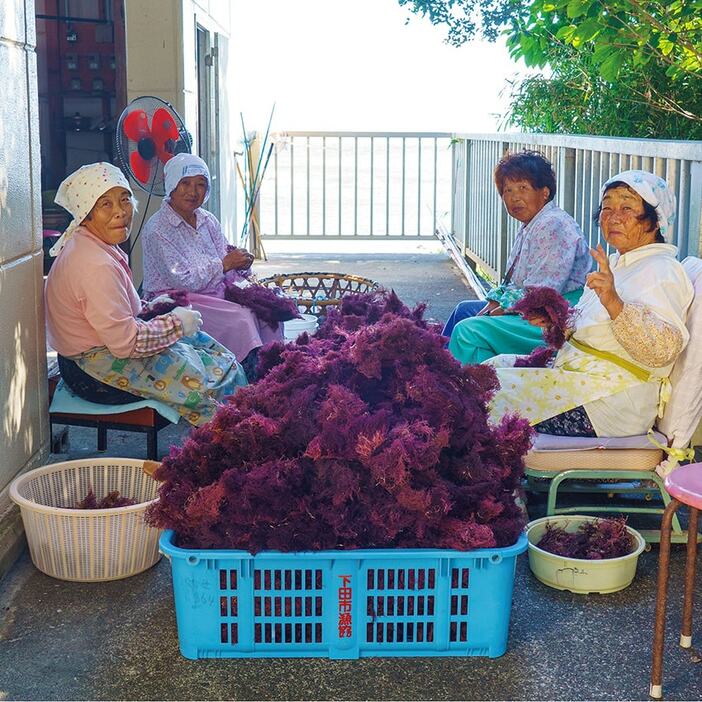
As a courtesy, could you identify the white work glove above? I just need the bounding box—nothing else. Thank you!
[171,306,202,337]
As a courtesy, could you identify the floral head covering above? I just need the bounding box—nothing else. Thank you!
[163,153,210,203]
[50,162,132,257]
[601,169,676,242]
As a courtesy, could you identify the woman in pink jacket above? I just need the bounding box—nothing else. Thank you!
[45,162,246,426]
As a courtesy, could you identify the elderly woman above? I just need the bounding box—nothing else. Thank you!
[487,170,693,438]
[141,154,282,377]
[45,162,247,427]
[446,150,591,364]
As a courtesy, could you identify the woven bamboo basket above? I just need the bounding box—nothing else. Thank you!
[258,272,380,316]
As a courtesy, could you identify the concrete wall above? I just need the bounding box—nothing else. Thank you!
[123,0,237,287]
[0,0,50,576]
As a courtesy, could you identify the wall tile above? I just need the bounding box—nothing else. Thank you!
[0,42,34,264]
[0,253,47,488]
[0,0,26,44]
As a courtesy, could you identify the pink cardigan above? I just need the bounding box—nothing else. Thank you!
[45,227,143,358]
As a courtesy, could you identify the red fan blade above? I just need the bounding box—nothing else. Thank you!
[151,107,180,161]
[130,151,152,184]
[123,109,150,141]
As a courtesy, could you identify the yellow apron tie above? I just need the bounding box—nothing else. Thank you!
[567,337,652,382]
[646,429,695,468]
[657,377,672,418]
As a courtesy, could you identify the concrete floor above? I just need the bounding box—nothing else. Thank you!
[2,248,702,700]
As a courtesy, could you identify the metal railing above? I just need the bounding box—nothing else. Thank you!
[256,131,702,282]
[259,132,453,239]
[451,134,702,281]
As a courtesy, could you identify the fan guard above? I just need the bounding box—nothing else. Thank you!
[115,95,192,196]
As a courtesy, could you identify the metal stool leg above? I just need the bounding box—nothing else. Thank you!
[651,498,682,699]
[546,472,570,515]
[680,507,699,648]
[146,428,158,461]
[97,424,107,452]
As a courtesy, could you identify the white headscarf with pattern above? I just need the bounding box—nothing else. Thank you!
[601,170,676,242]
[50,162,132,256]
[163,153,211,203]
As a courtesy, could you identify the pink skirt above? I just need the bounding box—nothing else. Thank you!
[188,292,283,361]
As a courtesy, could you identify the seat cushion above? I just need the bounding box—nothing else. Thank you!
[49,379,181,424]
[525,430,666,472]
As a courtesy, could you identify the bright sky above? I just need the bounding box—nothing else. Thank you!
[229,0,532,134]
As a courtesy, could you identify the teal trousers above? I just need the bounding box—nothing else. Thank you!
[447,288,583,365]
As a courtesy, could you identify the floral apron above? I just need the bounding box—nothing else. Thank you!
[487,338,661,427]
[73,331,247,426]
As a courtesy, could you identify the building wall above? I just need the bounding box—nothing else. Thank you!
[0,0,50,575]
[123,0,237,287]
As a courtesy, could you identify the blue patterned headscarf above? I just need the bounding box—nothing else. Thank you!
[601,170,676,241]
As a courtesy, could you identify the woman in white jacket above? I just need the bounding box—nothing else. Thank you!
[487,170,693,438]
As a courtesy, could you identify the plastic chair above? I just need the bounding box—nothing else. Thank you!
[650,462,702,699]
[523,256,702,543]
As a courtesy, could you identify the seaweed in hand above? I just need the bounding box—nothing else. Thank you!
[512,286,576,349]
[224,282,301,326]
[138,291,191,321]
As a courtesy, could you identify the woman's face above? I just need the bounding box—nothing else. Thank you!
[82,187,134,245]
[599,185,658,255]
[170,175,208,217]
[500,178,550,224]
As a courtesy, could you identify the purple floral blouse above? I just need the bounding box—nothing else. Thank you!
[486,201,591,308]
[141,201,240,298]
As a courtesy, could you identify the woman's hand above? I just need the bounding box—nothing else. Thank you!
[587,244,624,319]
[223,248,255,272]
[523,313,551,329]
[171,306,202,336]
[476,300,500,316]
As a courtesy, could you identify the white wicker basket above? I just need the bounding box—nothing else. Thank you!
[10,458,162,582]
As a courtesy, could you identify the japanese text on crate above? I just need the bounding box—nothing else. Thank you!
[338,575,352,638]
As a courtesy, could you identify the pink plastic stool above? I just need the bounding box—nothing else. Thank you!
[650,462,702,699]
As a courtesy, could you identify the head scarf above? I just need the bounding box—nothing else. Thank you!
[163,153,211,203]
[600,170,676,242]
[50,162,132,257]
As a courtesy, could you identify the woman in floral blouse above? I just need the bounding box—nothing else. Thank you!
[141,154,283,379]
[446,150,590,364]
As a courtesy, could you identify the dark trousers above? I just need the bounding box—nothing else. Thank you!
[58,355,142,405]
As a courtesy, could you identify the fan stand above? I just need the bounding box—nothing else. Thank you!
[127,159,162,269]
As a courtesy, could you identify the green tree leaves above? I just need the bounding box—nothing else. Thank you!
[401,0,702,137]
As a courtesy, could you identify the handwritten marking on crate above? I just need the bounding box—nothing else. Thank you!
[185,576,216,608]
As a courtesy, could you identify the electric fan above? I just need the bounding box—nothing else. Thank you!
[114,96,192,268]
[114,95,192,196]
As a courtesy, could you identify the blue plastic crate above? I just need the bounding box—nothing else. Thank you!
[160,530,527,659]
